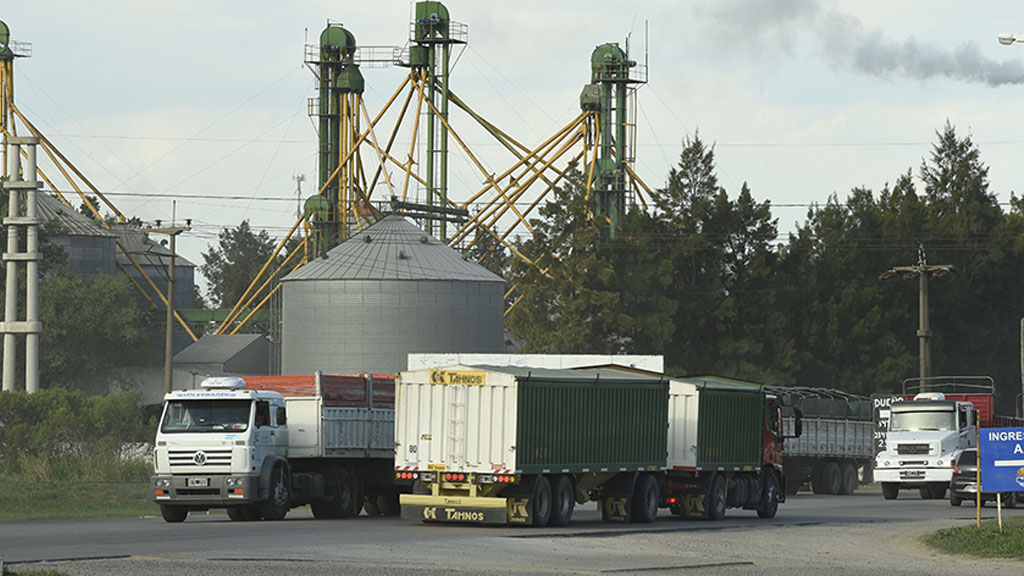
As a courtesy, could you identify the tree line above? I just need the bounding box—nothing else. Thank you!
[504,122,1024,410]
[4,120,1023,414]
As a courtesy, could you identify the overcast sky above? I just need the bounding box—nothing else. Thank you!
[4,1,1024,290]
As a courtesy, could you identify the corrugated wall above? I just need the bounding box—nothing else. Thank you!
[516,377,668,473]
[281,279,505,375]
[696,388,764,470]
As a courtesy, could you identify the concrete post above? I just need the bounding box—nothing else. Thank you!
[2,136,43,393]
[25,142,39,392]
[2,140,20,392]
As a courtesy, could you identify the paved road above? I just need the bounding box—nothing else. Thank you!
[1,486,1021,575]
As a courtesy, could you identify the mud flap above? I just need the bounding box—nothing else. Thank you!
[399,494,510,524]
[599,473,637,523]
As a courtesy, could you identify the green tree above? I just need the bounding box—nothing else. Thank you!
[38,273,157,390]
[916,122,1021,401]
[506,166,624,353]
[201,220,278,309]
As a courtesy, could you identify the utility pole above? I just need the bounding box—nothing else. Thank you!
[293,173,306,220]
[880,245,954,389]
[145,221,190,394]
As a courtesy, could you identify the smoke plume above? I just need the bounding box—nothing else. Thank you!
[698,0,1024,86]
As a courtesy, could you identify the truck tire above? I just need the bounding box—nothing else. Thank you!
[949,491,962,506]
[260,465,290,521]
[531,476,552,527]
[839,463,858,495]
[811,465,826,495]
[918,486,933,499]
[881,482,899,500]
[363,494,382,516]
[348,471,364,518]
[379,492,402,516]
[784,475,801,495]
[226,508,246,521]
[757,472,780,519]
[160,504,188,523]
[313,468,355,519]
[708,475,727,521]
[241,506,262,521]
[1003,492,1017,509]
[930,485,946,500]
[548,475,575,527]
[631,474,658,524]
[820,462,841,495]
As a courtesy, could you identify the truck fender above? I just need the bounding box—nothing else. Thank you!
[763,464,785,504]
[601,471,638,498]
[257,455,290,501]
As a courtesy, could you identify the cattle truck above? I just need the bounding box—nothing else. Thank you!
[394,366,799,525]
[768,386,874,495]
[873,376,1024,500]
[151,373,402,522]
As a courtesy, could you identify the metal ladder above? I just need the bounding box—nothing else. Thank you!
[446,385,466,470]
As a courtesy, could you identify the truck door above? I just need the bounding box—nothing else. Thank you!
[253,400,285,459]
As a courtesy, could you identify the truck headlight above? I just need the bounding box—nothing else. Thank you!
[158,478,171,487]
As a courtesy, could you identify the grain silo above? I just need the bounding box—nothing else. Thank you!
[280,214,506,374]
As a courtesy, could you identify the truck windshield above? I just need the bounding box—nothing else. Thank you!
[161,399,252,433]
[890,410,955,431]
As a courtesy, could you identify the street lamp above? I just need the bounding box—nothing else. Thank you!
[998,33,1021,46]
[1006,34,1024,416]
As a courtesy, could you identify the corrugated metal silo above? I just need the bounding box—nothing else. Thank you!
[280,214,506,374]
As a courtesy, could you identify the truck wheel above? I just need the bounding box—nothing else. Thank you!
[363,494,382,516]
[784,476,801,495]
[930,485,946,500]
[811,465,826,495]
[349,475,364,517]
[160,505,188,523]
[708,475,727,521]
[226,508,245,521]
[1003,492,1017,509]
[949,491,962,507]
[548,475,575,527]
[379,492,401,516]
[881,482,899,500]
[918,487,933,499]
[531,476,552,527]
[241,506,262,521]
[821,462,841,495]
[757,473,780,519]
[631,474,658,524]
[314,469,355,519]
[260,465,290,521]
[839,463,858,495]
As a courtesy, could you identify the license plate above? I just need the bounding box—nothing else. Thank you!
[188,477,209,487]
[899,471,925,479]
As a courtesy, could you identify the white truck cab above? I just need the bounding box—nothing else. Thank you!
[873,392,977,500]
[151,377,290,522]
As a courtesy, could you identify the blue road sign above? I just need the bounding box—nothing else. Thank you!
[979,427,1024,493]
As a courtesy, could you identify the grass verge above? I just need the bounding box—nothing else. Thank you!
[923,515,1024,559]
[0,476,153,522]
